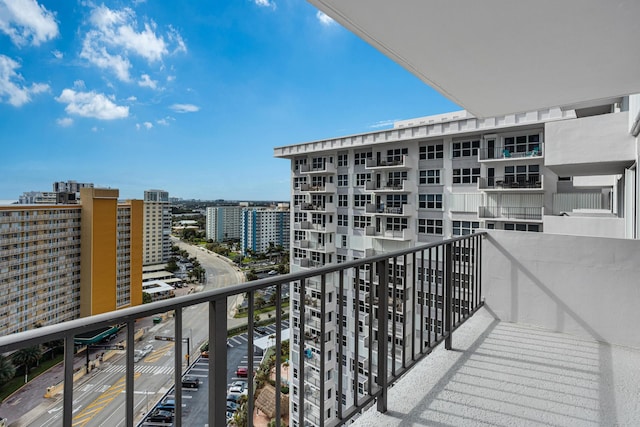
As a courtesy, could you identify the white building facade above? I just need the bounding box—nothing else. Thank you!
[143,190,172,266]
[275,100,633,427]
[205,206,243,242]
[241,207,290,255]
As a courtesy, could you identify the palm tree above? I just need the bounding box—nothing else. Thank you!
[0,355,16,386]
[13,345,42,383]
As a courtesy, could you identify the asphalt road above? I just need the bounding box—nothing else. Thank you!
[3,238,248,427]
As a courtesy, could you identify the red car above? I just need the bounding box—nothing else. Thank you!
[235,367,248,377]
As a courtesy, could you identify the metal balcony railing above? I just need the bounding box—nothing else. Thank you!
[478,143,544,160]
[478,206,543,220]
[0,233,484,427]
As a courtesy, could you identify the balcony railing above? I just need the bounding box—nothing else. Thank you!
[478,143,544,161]
[478,175,542,190]
[478,206,543,220]
[0,233,484,427]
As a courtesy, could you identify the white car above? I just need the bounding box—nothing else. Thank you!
[134,344,154,363]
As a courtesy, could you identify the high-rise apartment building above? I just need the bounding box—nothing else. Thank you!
[241,206,290,255]
[0,188,142,336]
[53,180,94,194]
[143,189,172,265]
[205,206,243,242]
[275,101,630,426]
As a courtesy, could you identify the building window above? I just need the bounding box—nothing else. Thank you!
[386,148,408,162]
[338,195,348,207]
[452,139,480,158]
[353,216,371,229]
[354,152,372,166]
[452,168,480,184]
[337,153,348,167]
[418,219,443,235]
[504,164,540,187]
[418,194,442,209]
[504,133,540,155]
[386,217,407,231]
[504,223,540,232]
[337,214,348,227]
[419,169,440,185]
[294,158,307,171]
[452,221,480,236]
[337,175,348,187]
[355,173,371,187]
[420,143,443,160]
[353,194,371,207]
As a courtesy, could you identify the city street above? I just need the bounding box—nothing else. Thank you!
[1,238,248,427]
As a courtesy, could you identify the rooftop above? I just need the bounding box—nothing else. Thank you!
[353,306,640,427]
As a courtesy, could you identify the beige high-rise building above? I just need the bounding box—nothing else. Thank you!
[143,190,171,265]
[0,188,142,336]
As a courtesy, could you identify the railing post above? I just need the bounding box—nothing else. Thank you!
[63,335,74,427]
[209,297,227,427]
[376,259,389,414]
[445,243,453,350]
[174,308,183,427]
[126,320,135,427]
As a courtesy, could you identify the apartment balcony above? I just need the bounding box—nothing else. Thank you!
[478,176,543,192]
[300,182,337,193]
[365,155,417,170]
[1,232,639,427]
[294,221,312,230]
[365,179,417,193]
[299,202,336,213]
[478,143,544,161]
[365,226,413,241]
[478,206,543,221]
[299,162,337,175]
[545,112,635,176]
[365,203,415,217]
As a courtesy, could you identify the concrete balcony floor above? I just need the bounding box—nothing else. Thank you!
[353,306,640,427]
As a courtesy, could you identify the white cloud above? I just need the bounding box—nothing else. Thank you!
[156,116,173,126]
[254,0,276,9]
[0,0,59,46]
[169,103,199,113]
[55,88,129,120]
[369,119,397,129]
[143,121,152,129]
[166,75,175,82]
[73,79,85,89]
[52,49,63,59]
[126,95,137,101]
[91,126,99,132]
[0,54,49,106]
[56,117,73,127]
[316,11,335,26]
[138,73,158,89]
[80,5,186,82]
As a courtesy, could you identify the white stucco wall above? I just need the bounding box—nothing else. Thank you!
[545,112,635,176]
[542,215,625,239]
[483,230,640,349]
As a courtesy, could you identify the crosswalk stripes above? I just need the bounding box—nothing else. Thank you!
[102,364,174,375]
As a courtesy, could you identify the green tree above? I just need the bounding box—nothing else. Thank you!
[0,355,16,386]
[13,345,42,383]
[142,292,152,304]
[165,258,179,273]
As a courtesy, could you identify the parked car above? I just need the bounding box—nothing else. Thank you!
[229,380,247,392]
[235,367,248,377]
[147,409,173,423]
[268,270,278,275]
[156,398,175,412]
[226,400,238,412]
[182,376,200,388]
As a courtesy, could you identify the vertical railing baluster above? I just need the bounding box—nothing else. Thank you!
[320,274,326,427]
[376,259,389,413]
[434,245,439,343]
[126,319,135,427]
[411,252,416,361]
[247,292,255,427]
[444,243,453,350]
[457,239,462,325]
[420,250,425,354]
[63,334,74,427]
[353,267,359,409]
[275,284,282,426]
[479,234,483,303]
[174,308,183,427]
[208,297,227,427]
[391,256,397,376]
[466,237,471,317]
[402,253,407,368]
[337,270,344,420]
[367,262,374,397]
[298,280,305,427]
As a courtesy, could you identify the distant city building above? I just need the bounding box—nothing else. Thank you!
[143,190,171,265]
[241,207,290,255]
[18,180,94,205]
[205,206,243,242]
[0,188,142,336]
[18,191,59,204]
[53,180,94,194]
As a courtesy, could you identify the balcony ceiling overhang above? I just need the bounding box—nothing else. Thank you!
[309,0,640,117]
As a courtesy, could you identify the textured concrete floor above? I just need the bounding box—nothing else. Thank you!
[353,306,640,427]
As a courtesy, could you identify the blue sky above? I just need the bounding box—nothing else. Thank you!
[0,0,458,201]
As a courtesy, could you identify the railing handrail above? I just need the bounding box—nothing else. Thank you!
[0,232,487,354]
